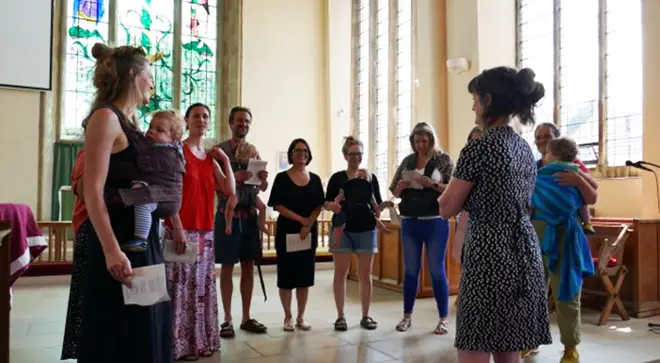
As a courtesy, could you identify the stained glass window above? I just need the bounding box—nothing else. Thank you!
[63,0,109,139]
[61,0,222,140]
[181,0,218,138]
[117,0,175,130]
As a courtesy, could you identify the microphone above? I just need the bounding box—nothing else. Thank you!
[626,160,653,172]
[639,160,660,169]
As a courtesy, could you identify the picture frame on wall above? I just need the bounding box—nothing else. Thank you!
[277,151,289,172]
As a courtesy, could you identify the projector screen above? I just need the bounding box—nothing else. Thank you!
[0,0,54,91]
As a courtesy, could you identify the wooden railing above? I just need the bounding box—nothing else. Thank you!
[31,219,334,267]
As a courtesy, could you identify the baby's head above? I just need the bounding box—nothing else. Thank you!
[545,137,578,164]
[356,168,371,181]
[146,110,184,143]
[235,142,259,163]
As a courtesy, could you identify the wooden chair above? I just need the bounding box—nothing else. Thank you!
[1,221,11,363]
[592,224,630,326]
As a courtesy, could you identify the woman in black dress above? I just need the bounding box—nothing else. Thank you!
[267,138,325,332]
[61,43,173,363]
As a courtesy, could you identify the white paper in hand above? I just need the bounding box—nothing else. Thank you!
[245,159,268,185]
[122,264,170,306]
[402,170,424,190]
[162,239,198,264]
[286,233,312,253]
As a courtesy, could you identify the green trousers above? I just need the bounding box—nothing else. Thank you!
[533,220,582,347]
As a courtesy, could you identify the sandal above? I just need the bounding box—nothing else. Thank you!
[395,317,411,332]
[199,350,213,357]
[334,317,348,331]
[283,318,295,332]
[219,322,235,338]
[360,316,378,330]
[240,318,268,334]
[296,317,312,331]
[434,321,448,335]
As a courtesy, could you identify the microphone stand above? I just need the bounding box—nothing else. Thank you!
[630,161,660,332]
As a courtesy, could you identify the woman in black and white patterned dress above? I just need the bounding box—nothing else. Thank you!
[439,67,552,363]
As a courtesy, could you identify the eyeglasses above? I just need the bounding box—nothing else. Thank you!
[292,149,309,154]
[347,152,363,157]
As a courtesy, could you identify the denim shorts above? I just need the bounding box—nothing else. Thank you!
[328,228,377,254]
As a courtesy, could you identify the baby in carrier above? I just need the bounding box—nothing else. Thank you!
[332,168,388,245]
[122,110,186,252]
[224,142,268,235]
[541,137,594,234]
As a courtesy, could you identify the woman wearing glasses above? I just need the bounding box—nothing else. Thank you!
[268,138,325,332]
[324,136,388,331]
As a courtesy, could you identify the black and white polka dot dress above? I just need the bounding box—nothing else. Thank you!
[453,125,552,352]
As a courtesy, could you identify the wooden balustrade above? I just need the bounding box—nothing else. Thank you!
[28,219,335,274]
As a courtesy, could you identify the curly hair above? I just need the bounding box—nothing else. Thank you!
[151,110,184,140]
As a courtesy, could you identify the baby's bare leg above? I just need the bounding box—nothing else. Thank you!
[256,197,268,233]
[225,195,237,235]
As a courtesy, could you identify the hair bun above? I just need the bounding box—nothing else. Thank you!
[514,68,537,96]
[91,43,112,60]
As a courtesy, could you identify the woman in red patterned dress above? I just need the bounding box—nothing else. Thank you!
[164,103,236,361]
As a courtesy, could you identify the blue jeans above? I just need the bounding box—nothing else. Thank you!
[401,217,450,318]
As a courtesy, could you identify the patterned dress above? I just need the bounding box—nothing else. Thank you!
[453,125,552,352]
[163,144,220,360]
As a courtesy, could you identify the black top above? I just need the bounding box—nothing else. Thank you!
[325,171,384,232]
[389,152,454,217]
[268,171,325,237]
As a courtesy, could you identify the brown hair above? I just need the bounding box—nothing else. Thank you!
[151,110,184,140]
[341,136,363,155]
[235,142,259,162]
[409,122,442,158]
[468,67,545,126]
[90,43,149,117]
[547,137,578,163]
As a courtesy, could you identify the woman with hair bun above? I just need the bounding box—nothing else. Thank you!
[61,42,174,363]
[439,67,552,363]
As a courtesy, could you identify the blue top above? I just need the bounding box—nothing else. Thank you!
[531,161,594,301]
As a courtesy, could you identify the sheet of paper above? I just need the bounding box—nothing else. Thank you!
[402,170,424,190]
[245,159,268,186]
[286,233,312,253]
[388,205,401,226]
[122,264,170,306]
[162,239,198,264]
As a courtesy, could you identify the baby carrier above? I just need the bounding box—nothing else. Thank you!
[334,178,376,231]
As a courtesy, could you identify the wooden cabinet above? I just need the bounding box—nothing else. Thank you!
[347,218,461,298]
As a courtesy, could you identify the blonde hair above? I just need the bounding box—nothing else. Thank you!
[409,122,442,158]
[151,110,184,140]
[341,136,363,155]
[90,43,149,119]
[235,142,259,163]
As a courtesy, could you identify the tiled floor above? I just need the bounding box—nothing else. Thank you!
[9,263,660,363]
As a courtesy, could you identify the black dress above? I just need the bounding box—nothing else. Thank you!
[267,171,325,289]
[61,106,173,363]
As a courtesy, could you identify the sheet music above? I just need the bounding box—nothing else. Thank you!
[286,233,312,253]
[162,239,198,264]
[122,264,170,306]
[245,159,268,185]
[402,170,424,190]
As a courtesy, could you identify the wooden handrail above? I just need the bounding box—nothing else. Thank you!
[32,219,337,265]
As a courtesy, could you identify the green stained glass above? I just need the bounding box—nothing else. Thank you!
[181,0,218,139]
[62,0,109,139]
[117,0,175,131]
